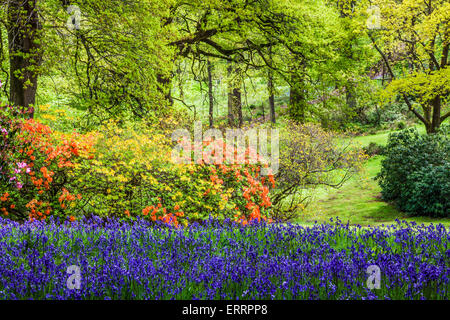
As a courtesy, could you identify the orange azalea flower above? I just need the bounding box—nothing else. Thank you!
[268,174,275,188]
[175,211,184,217]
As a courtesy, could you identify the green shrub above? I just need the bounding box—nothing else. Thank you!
[376,126,449,217]
[363,142,385,157]
[403,163,450,216]
[396,121,406,130]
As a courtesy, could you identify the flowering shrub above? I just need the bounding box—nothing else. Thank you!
[1,106,274,225]
[0,105,32,185]
[35,104,83,133]
[273,122,367,221]
[0,217,448,300]
[0,104,97,221]
[73,121,274,226]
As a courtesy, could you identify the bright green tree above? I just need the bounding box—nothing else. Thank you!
[366,0,450,133]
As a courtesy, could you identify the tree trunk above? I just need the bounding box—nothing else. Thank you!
[268,67,276,124]
[227,63,235,126]
[428,96,441,134]
[7,0,41,117]
[289,60,307,123]
[345,84,357,112]
[156,73,173,108]
[227,61,242,127]
[232,86,242,128]
[289,84,306,123]
[207,59,214,128]
[268,45,276,124]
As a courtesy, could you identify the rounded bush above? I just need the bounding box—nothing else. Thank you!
[376,126,449,217]
[363,142,385,157]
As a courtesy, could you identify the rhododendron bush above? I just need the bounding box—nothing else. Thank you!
[0,104,97,221]
[74,121,274,226]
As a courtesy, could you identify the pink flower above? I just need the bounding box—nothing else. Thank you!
[16,182,23,189]
[17,162,28,169]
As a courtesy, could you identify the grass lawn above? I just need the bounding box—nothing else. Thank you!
[351,124,426,146]
[296,125,450,228]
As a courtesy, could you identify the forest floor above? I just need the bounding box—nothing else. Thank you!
[297,125,450,227]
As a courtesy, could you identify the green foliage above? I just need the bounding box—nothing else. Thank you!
[396,121,406,130]
[377,126,450,217]
[367,0,450,133]
[362,142,385,157]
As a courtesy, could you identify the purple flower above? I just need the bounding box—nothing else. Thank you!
[0,217,447,300]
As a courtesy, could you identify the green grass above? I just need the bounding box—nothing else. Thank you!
[296,125,450,228]
[351,124,426,146]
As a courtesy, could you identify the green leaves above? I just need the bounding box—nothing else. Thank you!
[377,126,450,217]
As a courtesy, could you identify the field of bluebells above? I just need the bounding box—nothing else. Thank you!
[0,216,448,300]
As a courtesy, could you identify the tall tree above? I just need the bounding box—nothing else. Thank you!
[1,0,176,119]
[227,60,242,127]
[5,0,42,116]
[207,58,214,127]
[268,46,276,124]
[366,0,450,133]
